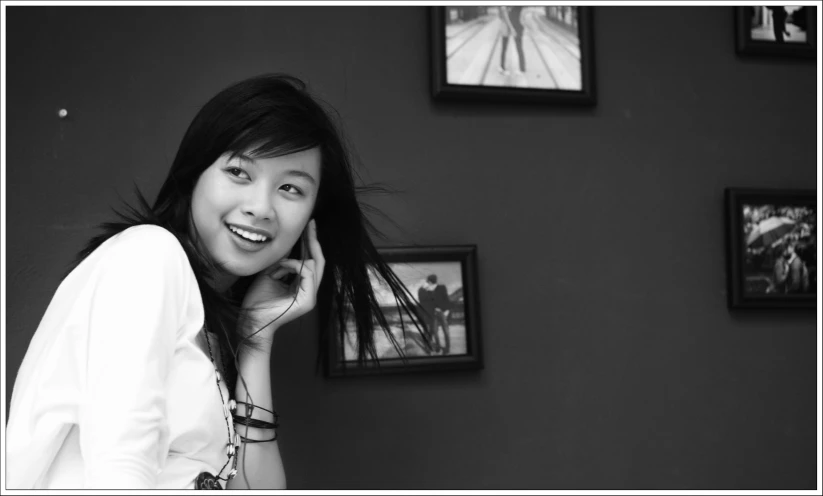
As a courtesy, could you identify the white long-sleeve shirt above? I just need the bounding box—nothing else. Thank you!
[6,225,236,489]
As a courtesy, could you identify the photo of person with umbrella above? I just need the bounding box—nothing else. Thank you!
[746,216,796,249]
[742,204,815,296]
[772,237,809,294]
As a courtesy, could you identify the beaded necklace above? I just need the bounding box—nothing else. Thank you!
[196,326,239,490]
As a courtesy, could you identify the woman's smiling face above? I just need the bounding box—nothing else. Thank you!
[190,147,321,289]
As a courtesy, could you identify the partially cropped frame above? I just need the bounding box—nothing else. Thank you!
[725,188,816,309]
[734,6,816,59]
[326,246,483,377]
[430,5,596,104]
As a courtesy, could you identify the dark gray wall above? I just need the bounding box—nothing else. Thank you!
[5,6,817,489]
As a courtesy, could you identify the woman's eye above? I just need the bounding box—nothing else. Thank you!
[225,167,249,179]
[281,184,303,195]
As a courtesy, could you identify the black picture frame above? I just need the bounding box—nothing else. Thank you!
[734,6,816,59]
[724,188,816,309]
[430,6,596,105]
[326,245,483,377]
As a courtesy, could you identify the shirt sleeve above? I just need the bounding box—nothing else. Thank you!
[78,226,193,489]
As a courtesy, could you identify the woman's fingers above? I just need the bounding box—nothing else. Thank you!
[307,219,326,286]
[267,267,291,281]
[276,259,316,290]
[276,259,316,306]
[276,258,315,278]
[271,219,325,309]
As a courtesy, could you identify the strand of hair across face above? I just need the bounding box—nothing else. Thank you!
[218,256,306,489]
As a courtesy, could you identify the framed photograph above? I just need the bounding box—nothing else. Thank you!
[735,6,816,58]
[430,6,596,104]
[725,188,816,309]
[326,246,483,377]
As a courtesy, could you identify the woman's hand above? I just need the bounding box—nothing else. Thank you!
[239,219,325,346]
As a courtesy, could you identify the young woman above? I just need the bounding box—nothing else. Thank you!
[6,74,425,489]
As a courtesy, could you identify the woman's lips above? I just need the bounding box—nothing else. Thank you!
[226,223,272,252]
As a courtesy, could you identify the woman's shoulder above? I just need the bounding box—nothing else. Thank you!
[114,224,181,245]
[95,224,191,272]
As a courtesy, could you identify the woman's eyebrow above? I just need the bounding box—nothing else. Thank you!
[285,170,317,186]
[235,152,256,164]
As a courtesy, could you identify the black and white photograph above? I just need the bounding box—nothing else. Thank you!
[4,4,818,491]
[725,188,816,309]
[327,246,482,376]
[430,6,595,104]
[735,6,816,58]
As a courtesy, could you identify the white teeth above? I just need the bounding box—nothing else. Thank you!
[228,225,268,243]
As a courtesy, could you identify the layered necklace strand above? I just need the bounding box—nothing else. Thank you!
[203,325,239,488]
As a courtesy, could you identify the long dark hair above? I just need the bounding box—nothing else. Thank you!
[63,74,425,389]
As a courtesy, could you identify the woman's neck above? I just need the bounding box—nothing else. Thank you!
[211,271,239,295]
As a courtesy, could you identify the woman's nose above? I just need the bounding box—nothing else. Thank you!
[242,187,275,221]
